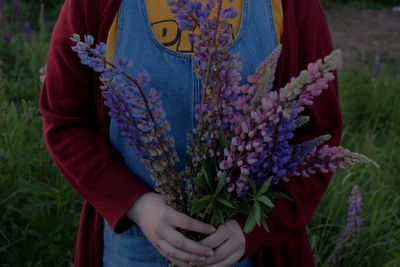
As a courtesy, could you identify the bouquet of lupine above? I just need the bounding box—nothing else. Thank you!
[71,0,376,235]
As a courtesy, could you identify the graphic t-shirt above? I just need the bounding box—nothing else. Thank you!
[145,0,243,53]
[107,0,283,61]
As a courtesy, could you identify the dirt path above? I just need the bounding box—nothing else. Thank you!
[325,6,400,68]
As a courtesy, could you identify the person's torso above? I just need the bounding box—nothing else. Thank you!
[109,0,280,189]
[104,1,280,266]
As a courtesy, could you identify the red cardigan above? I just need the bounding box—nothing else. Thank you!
[39,0,342,266]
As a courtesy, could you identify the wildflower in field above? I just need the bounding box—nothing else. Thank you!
[2,29,11,46]
[373,54,381,77]
[330,185,363,266]
[12,0,20,24]
[0,0,5,22]
[39,65,46,84]
[23,21,32,42]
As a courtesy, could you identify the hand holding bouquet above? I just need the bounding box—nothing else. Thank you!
[71,0,376,258]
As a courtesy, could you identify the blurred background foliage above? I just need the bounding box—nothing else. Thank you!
[0,0,399,266]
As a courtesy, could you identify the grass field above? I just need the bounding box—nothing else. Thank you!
[1,1,399,267]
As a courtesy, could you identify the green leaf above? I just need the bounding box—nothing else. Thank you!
[268,192,293,201]
[216,197,237,209]
[244,207,257,233]
[238,197,251,214]
[191,195,213,215]
[258,195,275,209]
[193,174,208,191]
[254,202,261,226]
[257,179,272,196]
[248,179,257,196]
[201,164,214,192]
[210,206,225,226]
[261,218,270,233]
[204,156,217,178]
[214,173,226,196]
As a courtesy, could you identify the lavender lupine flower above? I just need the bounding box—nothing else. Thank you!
[70,34,185,211]
[219,98,298,194]
[247,45,282,105]
[330,185,363,266]
[278,50,342,106]
[217,48,344,195]
[292,145,378,178]
[215,42,365,198]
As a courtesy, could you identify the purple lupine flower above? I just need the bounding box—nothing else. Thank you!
[3,29,11,46]
[71,34,185,211]
[168,0,199,30]
[214,47,331,194]
[330,185,363,266]
[216,47,359,196]
[290,134,331,169]
[12,0,20,23]
[220,100,298,194]
[292,145,377,178]
[23,21,32,42]
[372,54,381,77]
[0,0,5,20]
[168,0,244,173]
[182,35,347,196]
[222,7,238,20]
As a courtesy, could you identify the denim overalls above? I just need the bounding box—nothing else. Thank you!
[103,0,278,266]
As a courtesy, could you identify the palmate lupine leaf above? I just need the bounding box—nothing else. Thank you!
[190,163,239,227]
[243,180,276,233]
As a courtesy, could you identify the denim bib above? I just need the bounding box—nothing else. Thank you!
[104,0,278,266]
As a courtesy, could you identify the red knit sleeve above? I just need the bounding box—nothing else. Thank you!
[39,0,152,233]
[235,1,342,257]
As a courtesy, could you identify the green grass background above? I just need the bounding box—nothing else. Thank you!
[0,1,399,266]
